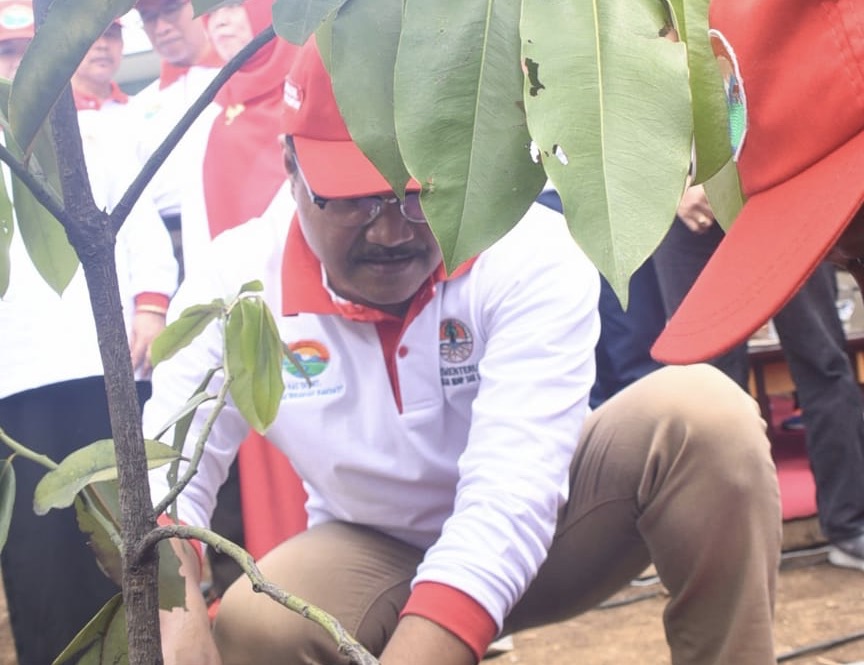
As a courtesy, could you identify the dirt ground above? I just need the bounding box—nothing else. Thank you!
[0,519,860,664]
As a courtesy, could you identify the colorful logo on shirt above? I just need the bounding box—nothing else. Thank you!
[439,319,474,363]
[284,339,329,378]
[710,29,748,160]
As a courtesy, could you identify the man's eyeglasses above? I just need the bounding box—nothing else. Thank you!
[138,0,189,26]
[296,159,426,229]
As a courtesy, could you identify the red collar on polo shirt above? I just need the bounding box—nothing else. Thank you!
[73,81,128,111]
[158,49,224,89]
[281,212,476,322]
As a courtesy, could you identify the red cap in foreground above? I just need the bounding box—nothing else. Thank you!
[651,0,864,363]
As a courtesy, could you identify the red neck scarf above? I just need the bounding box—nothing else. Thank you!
[73,80,128,110]
[202,0,298,239]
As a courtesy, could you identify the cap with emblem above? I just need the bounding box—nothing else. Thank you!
[651,0,864,364]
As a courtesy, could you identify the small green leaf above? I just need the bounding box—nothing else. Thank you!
[0,460,15,553]
[75,488,123,586]
[239,279,264,294]
[76,480,186,612]
[52,593,126,665]
[12,176,79,295]
[272,0,346,45]
[34,440,179,515]
[150,300,224,367]
[154,389,216,444]
[225,297,284,433]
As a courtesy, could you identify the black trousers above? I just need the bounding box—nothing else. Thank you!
[654,220,864,542]
[0,376,150,665]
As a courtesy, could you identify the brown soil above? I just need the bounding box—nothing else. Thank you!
[0,520,861,664]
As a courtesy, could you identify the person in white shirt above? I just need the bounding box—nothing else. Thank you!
[0,7,177,663]
[130,0,223,279]
[146,36,781,665]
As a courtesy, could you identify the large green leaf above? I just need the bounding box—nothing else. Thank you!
[328,0,411,194]
[34,439,179,515]
[150,300,225,367]
[272,0,347,45]
[0,79,76,295]
[52,593,127,665]
[522,0,692,303]
[9,0,135,155]
[668,0,731,184]
[0,460,15,553]
[225,296,284,433]
[395,0,546,272]
[191,0,228,17]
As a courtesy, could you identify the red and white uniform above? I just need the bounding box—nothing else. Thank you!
[144,183,600,651]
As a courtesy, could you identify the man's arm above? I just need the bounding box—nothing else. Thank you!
[159,540,222,665]
[380,616,475,665]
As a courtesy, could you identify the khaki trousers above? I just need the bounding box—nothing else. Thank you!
[215,364,782,664]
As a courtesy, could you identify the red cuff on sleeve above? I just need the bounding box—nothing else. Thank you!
[134,292,170,309]
[156,514,204,569]
[401,582,498,662]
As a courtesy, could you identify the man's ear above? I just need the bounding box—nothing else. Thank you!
[280,135,297,175]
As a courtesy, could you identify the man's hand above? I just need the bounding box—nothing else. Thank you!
[160,540,222,665]
[676,184,716,235]
[129,310,166,378]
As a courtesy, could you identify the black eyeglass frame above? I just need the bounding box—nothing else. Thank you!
[293,154,426,228]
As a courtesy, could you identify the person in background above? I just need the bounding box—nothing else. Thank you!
[187,0,306,600]
[130,0,223,278]
[652,0,864,572]
[145,36,781,665]
[0,6,178,663]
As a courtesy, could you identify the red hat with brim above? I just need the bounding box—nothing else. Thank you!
[651,0,864,364]
[282,36,420,198]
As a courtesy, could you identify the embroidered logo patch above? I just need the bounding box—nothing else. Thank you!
[439,319,473,364]
[710,28,748,159]
[284,339,329,378]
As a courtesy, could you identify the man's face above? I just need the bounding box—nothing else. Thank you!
[0,37,28,79]
[75,24,123,89]
[288,151,442,317]
[206,3,253,62]
[137,0,209,67]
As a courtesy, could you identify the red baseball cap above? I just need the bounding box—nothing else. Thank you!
[651,0,864,363]
[0,0,33,42]
[282,36,419,198]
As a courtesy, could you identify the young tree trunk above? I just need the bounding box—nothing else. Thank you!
[49,86,164,664]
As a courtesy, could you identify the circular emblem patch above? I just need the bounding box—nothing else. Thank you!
[284,339,329,378]
[439,319,473,363]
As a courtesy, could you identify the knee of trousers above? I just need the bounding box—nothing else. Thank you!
[214,582,350,665]
[633,364,776,495]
